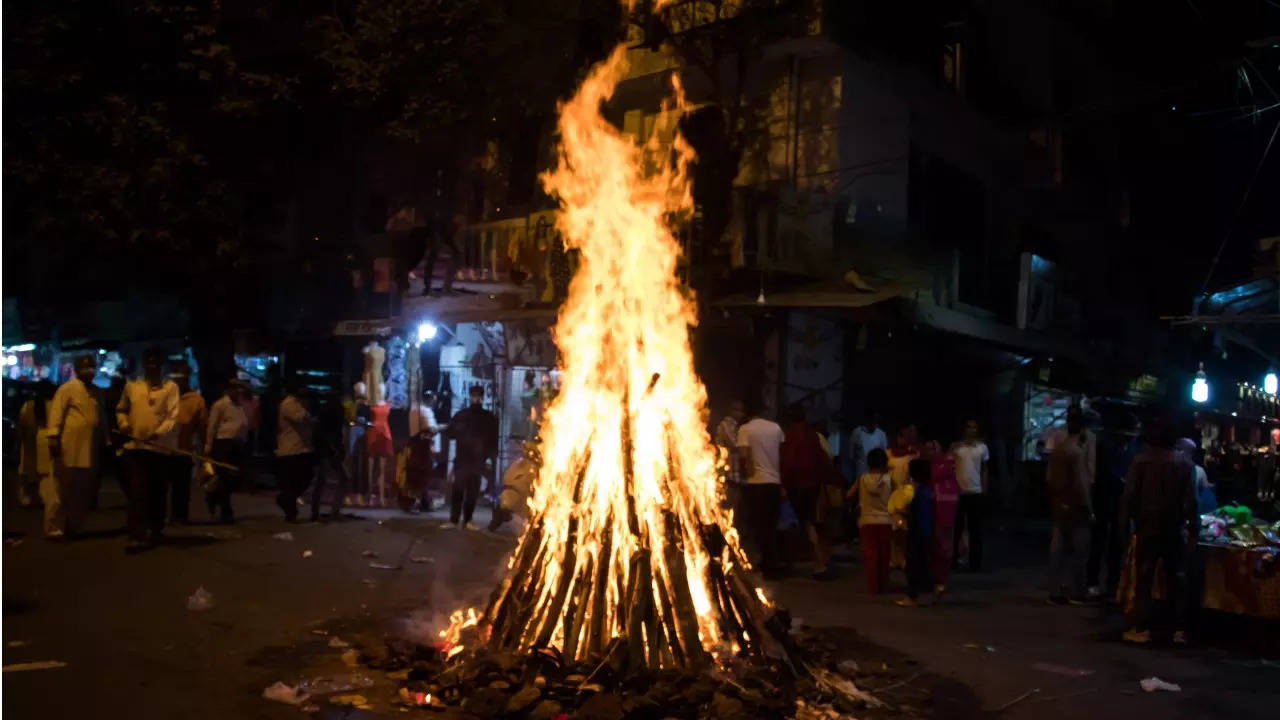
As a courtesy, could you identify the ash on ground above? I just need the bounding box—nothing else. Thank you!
[286,619,967,719]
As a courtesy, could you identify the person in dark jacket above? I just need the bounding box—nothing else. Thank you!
[1119,416,1196,645]
[899,457,935,606]
[442,385,498,529]
[1087,413,1139,599]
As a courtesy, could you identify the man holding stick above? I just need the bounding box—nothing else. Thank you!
[115,349,180,553]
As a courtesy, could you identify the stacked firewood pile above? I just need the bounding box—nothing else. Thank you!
[343,618,891,719]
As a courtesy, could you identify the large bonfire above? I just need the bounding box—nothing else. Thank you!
[443,10,788,672]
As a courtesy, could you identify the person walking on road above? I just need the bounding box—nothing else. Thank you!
[16,381,56,509]
[851,448,894,594]
[1120,416,1197,645]
[780,403,836,580]
[275,379,315,522]
[1046,409,1094,604]
[925,440,960,600]
[899,457,936,606]
[442,385,498,530]
[736,401,786,577]
[45,355,101,540]
[1088,413,1139,599]
[170,363,206,524]
[116,349,180,553]
[951,418,990,571]
[204,380,248,523]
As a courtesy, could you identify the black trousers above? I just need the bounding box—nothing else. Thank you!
[450,470,483,524]
[275,453,315,521]
[1132,533,1189,631]
[953,493,985,571]
[1086,506,1123,591]
[124,450,170,544]
[742,483,783,573]
[170,456,193,523]
[207,439,243,523]
[312,449,350,519]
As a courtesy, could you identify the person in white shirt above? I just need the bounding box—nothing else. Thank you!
[44,355,101,540]
[736,404,786,577]
[115,349,180,553]
[850,411,888,482]
[951,418,990,571]
[274,378,315,522]
[204,379,249,523]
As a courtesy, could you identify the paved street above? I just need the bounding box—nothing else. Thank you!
[3,484,1278,719]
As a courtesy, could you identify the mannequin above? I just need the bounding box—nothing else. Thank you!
[366,383,393,507]
[362,342,386,405]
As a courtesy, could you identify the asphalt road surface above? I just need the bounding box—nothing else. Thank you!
[3,481,1277,719]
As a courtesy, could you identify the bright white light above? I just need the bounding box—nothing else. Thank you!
[7,343,35,352]
[1265,372,1278,396]
[4,355,16,366]
[417,322,438,343]
[1192,363,1209,404]
[1231,411,1238,417]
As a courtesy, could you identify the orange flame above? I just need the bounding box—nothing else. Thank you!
[445,13,767,669]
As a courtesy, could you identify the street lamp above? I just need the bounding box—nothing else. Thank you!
[417,322,438,344]
[1191,363,1209,404]
[1265,370,1278,396]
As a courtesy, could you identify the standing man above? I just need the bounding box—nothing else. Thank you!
[716,399,746,515]
[1045,409,1094,604]
[1120,416,1197,645]
[204,380,249,523]
[275,378,315,522]
[45,355,101,540]
[850,410,887,483]
[1088,413,1139,599]
[442,385,498,529]
[171,363,206,524]
[780,404,835,580]
[116,349,180,553]
[737,401,786,578]
[951,418,990,571]
[418,389,442,511]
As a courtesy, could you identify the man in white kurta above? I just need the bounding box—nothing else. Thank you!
[45,355,101,539]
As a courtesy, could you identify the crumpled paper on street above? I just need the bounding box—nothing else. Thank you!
[262,681,310,705]
[1140,677,1181,693]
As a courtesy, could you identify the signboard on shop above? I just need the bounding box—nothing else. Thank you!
[333,319,396,337]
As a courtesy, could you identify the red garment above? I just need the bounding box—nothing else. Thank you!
[780,423,832,490]
[861,524,892,594]
[931,452,961,586]
[366,403,393,457]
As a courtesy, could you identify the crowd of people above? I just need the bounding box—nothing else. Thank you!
[715,399,1227,644]
[12,349,501,553]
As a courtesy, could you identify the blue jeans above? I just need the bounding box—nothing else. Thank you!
[1049,519,1091,599]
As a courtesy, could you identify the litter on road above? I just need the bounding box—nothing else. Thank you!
[1140,677,1182,693]
[6,640,29,648]
[302,549,313,558]
[186,587,214,611]
[361,550,377,557]
[3,660,68,673]
[1032,662,1094,677]
[262,681,310,705]
[409,556,433,563]
[328,637,350,648]
[295,672,376,695]
[272,531,294,541]
[369,562,400,570]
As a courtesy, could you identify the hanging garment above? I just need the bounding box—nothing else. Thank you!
[366,402,393,458]
[386,336,408,409]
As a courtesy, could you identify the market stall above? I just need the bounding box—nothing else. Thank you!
[1118,506,1280,621]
